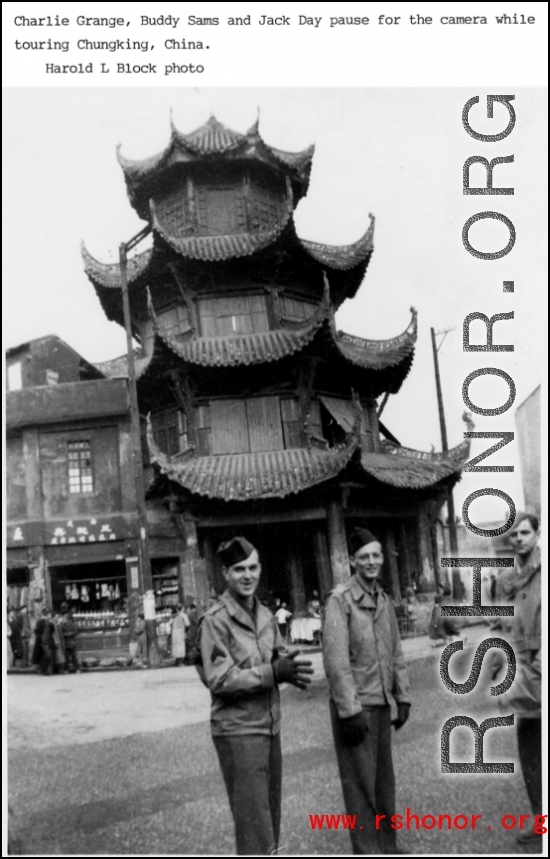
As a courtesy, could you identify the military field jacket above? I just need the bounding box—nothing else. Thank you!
[199,590,284,737]
[496,546,541,655]
[323,577,411,720]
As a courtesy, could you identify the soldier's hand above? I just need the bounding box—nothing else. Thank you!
[394,703,411,730]
[272,652,314,689]
[340,712,366,746]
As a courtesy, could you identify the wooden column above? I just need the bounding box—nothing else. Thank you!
[202,532,224,595]
[326,498,350,585]
[118,415,138,512]
[384,529,401,600]
[363,398,382,452]
[312,526,333,599]
[397,520,414,590]
[180,518,210,607]
[287,546,306,613]
[416,504,435,588]
[28,546,47,624]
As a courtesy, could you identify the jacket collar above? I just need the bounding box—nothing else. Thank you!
[221,589,272,635]
[349,574,383,612]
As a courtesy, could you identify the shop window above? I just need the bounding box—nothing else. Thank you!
[68,440,94,494]
[152,409,188,456]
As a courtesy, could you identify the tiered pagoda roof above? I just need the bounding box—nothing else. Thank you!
[117,114,315,216]
[146,416,471,501]
[83,114,375,314]
[82,217,374,312]
[84,113,469,505]
[95,291,417,395]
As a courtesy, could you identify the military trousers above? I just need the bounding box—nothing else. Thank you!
[330,700,397,855]
[213,732,282,856]
[517,718,542,815]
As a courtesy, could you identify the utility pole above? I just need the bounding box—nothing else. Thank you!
[430,327,459,556]
[120,226,160,667]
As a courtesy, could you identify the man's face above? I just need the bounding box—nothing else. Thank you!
[350,541,384,585]
[509,519,539,557]
[223,549,261,600]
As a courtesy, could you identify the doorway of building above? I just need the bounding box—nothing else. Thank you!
[199,520,326,614]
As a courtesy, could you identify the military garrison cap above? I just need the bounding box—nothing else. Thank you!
[217,536,256,568]
[347,527,380,557]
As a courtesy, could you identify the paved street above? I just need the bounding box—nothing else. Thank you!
[8,633,544,855]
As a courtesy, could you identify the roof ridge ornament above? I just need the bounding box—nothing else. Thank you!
[247,107,261,137]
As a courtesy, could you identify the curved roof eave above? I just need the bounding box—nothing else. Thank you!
[81,242,152,290]
[146,416,359,501]
[333,307,417,370]
[149,290,331,368]
[360,437,471,489]
[93,349,153,381]
[300,214,375,271]
[117,115,315,193]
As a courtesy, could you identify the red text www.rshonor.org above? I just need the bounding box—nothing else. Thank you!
[309,810,548,834]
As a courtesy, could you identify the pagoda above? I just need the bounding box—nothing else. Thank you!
[83,115,469,611]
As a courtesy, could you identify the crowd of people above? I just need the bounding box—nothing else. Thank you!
[7,602,81,674]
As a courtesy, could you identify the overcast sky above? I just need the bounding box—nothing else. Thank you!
[3,87,546,523]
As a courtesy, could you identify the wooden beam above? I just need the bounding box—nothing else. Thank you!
[312,526,333,599]
[416,505,436,587]
[326,497,350,585]
[197,508,327,528]
[384,529,401,600]
[168,262,199,334]
[346,506,416,519]
[202,532,224,594]
[172,516,210,605]
[287,548,306,613]
[363,398,381,452]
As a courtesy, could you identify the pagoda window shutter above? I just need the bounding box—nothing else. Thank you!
[249,294,270,332]
[280,295,316,322]
[197,187,246,236]
[211,400,250,454]
[195,405,212,456]
[158,304,190,337]
[198,294,269,336]
[247,397,284,453]
[280,398,301,449]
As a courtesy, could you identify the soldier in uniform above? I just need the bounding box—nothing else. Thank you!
[323,527,411,855]
[494,513,542,844]
[199,536,313,856]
